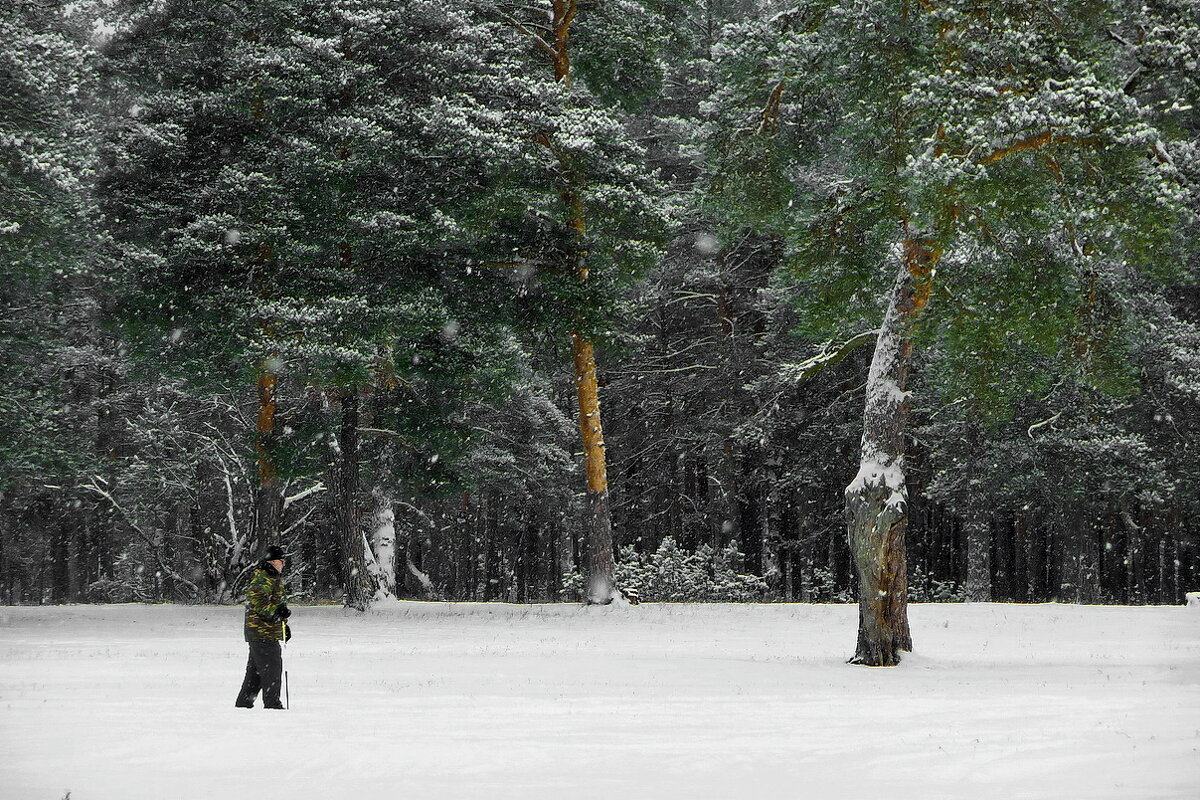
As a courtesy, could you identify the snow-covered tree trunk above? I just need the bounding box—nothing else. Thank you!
[366,487,397,601]
[845,231,937,666]
[405,549,437,599]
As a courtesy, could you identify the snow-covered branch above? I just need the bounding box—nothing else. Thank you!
[1026,411,1062,439]
[283,481,326,510]
[778,329,880,384]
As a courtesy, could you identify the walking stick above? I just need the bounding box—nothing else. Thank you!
[282,620,290,710]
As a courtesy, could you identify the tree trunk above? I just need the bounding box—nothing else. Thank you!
[53,522,78,603]
[255,363,283,558]
[797,497,813,602]
[1170,533,1181,603]
[1157,534,1168,603]
[328,391,373,610]
[738,478,762,576]
[562,140,616,604]
[574,334,617,604]
[512,0,617,605]
[964,514,992,602]
[1082,517,1101,604]
[192,460,212,599]
[845,231,937,666]
[1120,500,1145,605]
[1058,509,1101,603]
[367,486,397,601]
[483,490,502,600]
[962,420,992,602]
[762,455,782,593]
[0,505,9,603]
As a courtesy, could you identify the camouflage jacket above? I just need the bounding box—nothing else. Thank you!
[244,561,287,643]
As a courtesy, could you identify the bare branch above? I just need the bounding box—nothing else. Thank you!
[81,479,202,597]
[281,502,321,538]
[1107,28,1136,49]
[498,10,558,62]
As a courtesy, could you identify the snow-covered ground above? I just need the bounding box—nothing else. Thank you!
[1,601,1197,800]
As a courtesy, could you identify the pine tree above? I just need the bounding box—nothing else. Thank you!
[100,0,593,606]
[1,2,102,491]
[498,0,670,603]
[0,2,117,602]
[709,0,1190,664]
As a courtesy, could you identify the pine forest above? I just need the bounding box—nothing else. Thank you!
[4,0,1200,665]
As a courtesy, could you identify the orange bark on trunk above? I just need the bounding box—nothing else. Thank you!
[510,0,617,603]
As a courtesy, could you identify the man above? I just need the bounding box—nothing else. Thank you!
[234,545,292,709]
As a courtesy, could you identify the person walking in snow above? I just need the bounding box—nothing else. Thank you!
[234,545,291,709]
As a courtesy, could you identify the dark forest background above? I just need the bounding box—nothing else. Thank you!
[3,0,1199,607]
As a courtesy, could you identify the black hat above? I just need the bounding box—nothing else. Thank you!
[265,545,286,562]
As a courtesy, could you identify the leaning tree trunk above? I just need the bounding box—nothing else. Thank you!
[328,391,374,610]
[845,231,938,666]
[254,362,283,558]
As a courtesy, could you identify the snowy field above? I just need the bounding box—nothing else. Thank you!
[1,602,1197,800]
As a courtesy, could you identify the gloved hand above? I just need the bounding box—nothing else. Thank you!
[276,603,291,620]
[285,623,293,643]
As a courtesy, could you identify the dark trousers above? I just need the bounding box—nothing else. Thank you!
[235,640,284,709]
